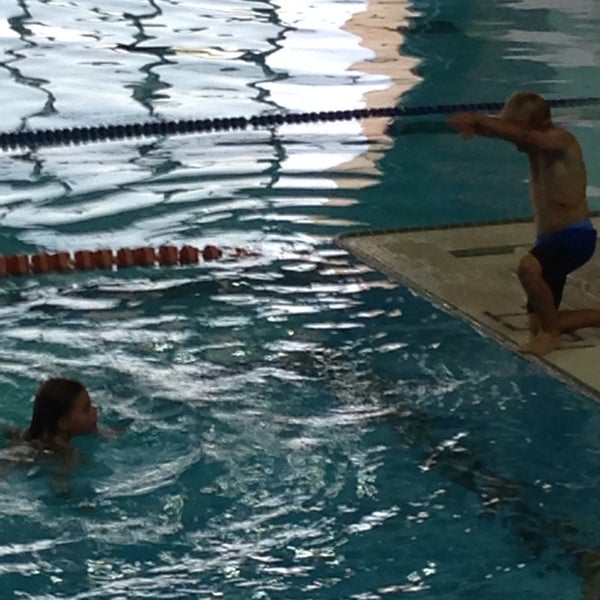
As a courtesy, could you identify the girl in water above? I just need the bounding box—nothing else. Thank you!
[24,377,98,450]
[2,377,99,471]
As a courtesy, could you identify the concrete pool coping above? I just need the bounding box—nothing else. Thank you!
[336,214,600,402]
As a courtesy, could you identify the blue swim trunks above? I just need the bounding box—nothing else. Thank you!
[529,219,597,309]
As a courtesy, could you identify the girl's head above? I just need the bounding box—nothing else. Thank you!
[501,91,551,130]
[26,378,98,443]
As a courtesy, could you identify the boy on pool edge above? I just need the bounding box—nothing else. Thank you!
[449,91,600,356]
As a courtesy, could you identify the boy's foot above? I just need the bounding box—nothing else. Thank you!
[518,331,561,356]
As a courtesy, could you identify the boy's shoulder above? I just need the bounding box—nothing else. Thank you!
[548,124,579,146]
[524,124,579,154]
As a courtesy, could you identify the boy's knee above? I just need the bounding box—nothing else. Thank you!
[517,253,542,283]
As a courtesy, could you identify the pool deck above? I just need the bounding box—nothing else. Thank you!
[337,215,600,401]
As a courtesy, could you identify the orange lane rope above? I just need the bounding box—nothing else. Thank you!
[0,244,259,277]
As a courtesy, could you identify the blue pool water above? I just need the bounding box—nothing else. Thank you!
[1,1,600,598]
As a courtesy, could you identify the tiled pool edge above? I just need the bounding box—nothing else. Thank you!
[337,213,600,403]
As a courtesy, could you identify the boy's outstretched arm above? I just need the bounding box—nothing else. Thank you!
[448,112,480,139]
[448,112,569,151]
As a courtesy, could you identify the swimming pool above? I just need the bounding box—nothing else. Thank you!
[1,1,600,598]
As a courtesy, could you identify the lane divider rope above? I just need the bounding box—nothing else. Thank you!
[1,96,598,150]
[0,244,258,277]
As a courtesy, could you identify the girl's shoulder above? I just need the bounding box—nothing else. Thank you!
[2,426,58,464]
[0,439,39,465]
[2,425,27,445]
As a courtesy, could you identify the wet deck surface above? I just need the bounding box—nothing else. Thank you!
[337,215,600,401]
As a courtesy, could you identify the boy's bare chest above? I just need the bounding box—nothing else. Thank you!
[527,154,573,195]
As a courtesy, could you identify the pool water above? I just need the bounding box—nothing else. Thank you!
[1,1,600,598]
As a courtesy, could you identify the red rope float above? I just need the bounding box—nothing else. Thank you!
[0,244,258,277]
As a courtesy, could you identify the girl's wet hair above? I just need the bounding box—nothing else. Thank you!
[26,378,85,441]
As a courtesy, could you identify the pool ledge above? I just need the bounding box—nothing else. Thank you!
[336,215,600,402]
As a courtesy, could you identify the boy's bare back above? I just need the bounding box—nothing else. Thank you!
[525,127,589,235]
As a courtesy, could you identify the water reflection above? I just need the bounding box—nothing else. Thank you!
[1,0,421,199]
[338,0,421,185]
[6,1,600,598]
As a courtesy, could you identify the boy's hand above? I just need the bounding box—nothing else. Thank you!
[448,112,478,139]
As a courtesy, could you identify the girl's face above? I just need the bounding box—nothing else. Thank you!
[61,389,98,437]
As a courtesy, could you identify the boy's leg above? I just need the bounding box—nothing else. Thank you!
[553,226,600,333]
[517,252,561,355]
[527,313,540,335]
[556,309,600,333]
